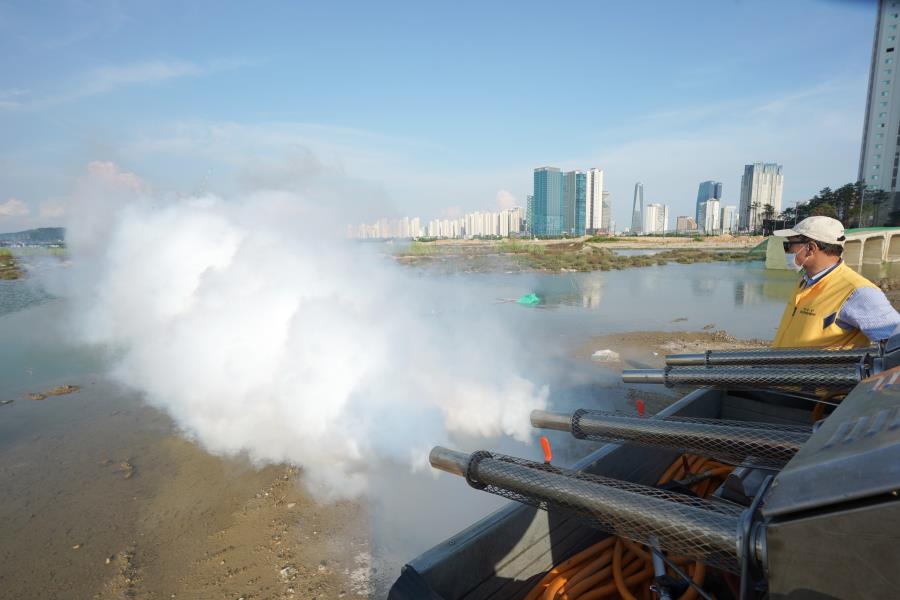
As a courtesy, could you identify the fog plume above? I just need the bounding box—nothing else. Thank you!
[59,161,548,498]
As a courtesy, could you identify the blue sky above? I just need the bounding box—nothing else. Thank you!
[0,0,881,231]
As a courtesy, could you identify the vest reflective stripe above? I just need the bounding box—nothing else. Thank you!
[772,262,876,349]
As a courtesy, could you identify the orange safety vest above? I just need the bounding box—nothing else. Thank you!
[772,262,877,349]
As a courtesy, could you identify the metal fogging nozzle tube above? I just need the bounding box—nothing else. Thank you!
[531,409,810,469]
[664,347,873,367]
[622,365,859,390]
[430,446,744,572]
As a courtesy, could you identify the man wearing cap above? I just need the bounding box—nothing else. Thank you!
[771,216,900,348]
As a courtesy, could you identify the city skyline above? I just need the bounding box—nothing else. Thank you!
[0,1,880,235]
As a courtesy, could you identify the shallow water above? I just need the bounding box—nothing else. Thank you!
[0,261,796,596]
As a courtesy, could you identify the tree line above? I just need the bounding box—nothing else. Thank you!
[777,181,892,229]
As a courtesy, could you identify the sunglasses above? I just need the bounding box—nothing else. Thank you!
[782,240,808,252]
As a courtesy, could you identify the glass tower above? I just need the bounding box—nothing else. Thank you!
[695,180,723,224]
[533,167,564,236]
[631,182,644,234]
[575,172,586,236]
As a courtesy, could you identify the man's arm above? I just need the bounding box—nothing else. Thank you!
[836,287,900,342]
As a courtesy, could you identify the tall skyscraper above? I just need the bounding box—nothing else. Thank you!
[644,203,668,234]
[585,169,604,233]
[533,167,564,236]
[739,163,783,231]
[860,0,900,219]
[600,191,612,233]
[631,182,644,234]
[563,171,587,235]
[695,180,723,224]
[699,199,721,233]
[574,171,586,235]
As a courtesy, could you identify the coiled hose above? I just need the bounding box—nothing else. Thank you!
[524,455,735,600]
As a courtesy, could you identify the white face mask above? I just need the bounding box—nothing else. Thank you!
[785,253,804,272]
[785,246,809,273]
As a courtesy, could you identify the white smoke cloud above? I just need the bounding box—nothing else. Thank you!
[0,197,30,217]
[58,162,548,499]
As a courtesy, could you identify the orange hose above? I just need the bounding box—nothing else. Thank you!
[526,454,734,600]
[525,539,613,600]
[563,555,639,600]
[575,557,649,600]
[676,562,707,600]
[564,548,614,590]
[612,539,643,600]
[576,560,653,600]
[657,455,685,483]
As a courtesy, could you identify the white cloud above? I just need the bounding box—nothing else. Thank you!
[496,189,516,210]
[0,197,29,217]
[1,59,247,110]
[85,160,148,192]
[79,60,202,96]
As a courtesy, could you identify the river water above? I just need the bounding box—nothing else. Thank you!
[0,260,796,597]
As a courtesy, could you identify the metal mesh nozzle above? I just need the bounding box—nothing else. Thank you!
[665,347,873,367]
[623,365,859,391]
[430,446,743,572]
[532,409,811,469]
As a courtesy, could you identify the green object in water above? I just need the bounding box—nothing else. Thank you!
[516,293,541,306]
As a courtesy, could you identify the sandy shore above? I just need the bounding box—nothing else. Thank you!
[577,329,769,370]
[0,378,371,600]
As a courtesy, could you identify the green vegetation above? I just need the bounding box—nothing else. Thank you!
[394,241,438,256]
[585,235,622,243]
[0,249,23,280]
[500,242,758,273]
[778,181,892,229]
[498,239,543,254]
[390,239,761,273]
[692,235,704,242]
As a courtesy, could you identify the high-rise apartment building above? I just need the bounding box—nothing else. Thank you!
[644,203,668,234]
[533,166,598,236]
[699,199,721,234]
[533,167,564,236]
[860,0,900,220]
[720,205,739,233]
[739,163,783,231]
[600,191,612,233]
[585,169,604,233]
[563,171,587,235]
[695,181,723,224]
[631,183,644,234]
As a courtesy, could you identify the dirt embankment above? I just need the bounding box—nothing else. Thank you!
[577,329,769,371]
[0,249,22,280]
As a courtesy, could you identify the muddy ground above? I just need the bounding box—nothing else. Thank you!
[0,379,375,600]
[577,329,769,370]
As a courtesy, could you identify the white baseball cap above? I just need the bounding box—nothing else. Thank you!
[773,216,846,247]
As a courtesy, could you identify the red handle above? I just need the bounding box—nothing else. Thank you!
[540,435,553,463]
